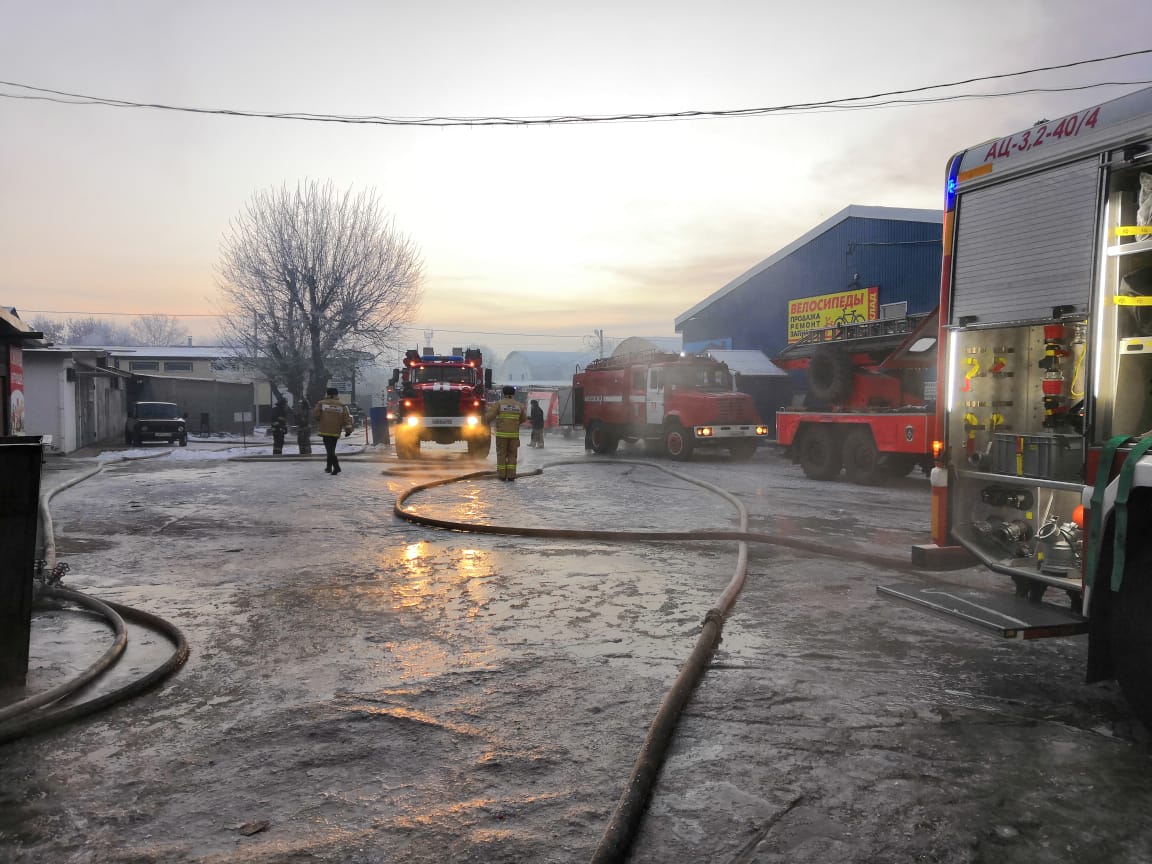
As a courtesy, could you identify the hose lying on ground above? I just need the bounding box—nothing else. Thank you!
[0,454,191,745]
[0,586,127,726]
[0,587,189,745]
[395,457,908,864]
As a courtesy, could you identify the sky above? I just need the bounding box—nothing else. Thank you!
[2,1,1151,365]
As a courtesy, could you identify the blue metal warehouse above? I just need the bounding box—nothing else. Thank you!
[674,205,943,360]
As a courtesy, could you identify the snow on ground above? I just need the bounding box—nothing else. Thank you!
[97,439,371,462]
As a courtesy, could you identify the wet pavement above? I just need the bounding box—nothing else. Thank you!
[1,434,1151,862]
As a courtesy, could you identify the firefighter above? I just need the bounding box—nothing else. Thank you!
[294,397,313,455]
[485,385,526,480]
[313,387,353,475]
[270,397,289,455]
[529,399,545,448]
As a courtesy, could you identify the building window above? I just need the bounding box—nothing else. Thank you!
[164,361,193,372]
[128,361,159,371]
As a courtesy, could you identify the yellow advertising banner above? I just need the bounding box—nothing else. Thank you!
[787,286,879,342]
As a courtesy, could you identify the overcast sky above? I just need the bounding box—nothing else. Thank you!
[2,1,1150,362]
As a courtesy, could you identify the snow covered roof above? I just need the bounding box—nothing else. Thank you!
[612,336,681,356]
[705,349,787,378]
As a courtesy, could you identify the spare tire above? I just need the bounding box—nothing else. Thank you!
[808,345,854,403]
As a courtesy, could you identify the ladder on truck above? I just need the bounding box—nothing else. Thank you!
[775,310,935,364]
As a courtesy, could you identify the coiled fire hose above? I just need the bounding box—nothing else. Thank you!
[0,455,190,745]
[393,458,925,863]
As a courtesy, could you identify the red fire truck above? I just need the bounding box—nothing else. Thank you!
[572,352,769,460]
[389,347,493,459]
[774,309,939,483]
[924,84,1152,727]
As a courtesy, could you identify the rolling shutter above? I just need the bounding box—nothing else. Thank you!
[951,158,1100,325]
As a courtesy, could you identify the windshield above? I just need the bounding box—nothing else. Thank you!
[414,366,475,384]
[667,365,732,391]
[136,403,180,419]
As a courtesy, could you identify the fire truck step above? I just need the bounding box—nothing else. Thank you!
[877,581,1088,640]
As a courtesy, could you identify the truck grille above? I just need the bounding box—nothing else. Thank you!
[422,391,463,417]
[714,396,745,422]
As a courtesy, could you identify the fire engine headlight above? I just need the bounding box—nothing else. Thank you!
[466,415,479,427]
[406,416,420,427]
[697,426,713,437]
[755,426,768,436]
[386,411,394,421]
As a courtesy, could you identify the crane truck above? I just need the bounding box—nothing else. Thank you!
[774,308,939,483]
[389,347,493,460]
[917,83,1152,729]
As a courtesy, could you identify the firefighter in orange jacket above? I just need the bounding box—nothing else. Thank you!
[313,387,353,475]
[485,385,526,481]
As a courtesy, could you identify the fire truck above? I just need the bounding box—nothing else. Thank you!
[572,352,769,460]
[388,347,493,459]
[773,308,939,483]
[923,84,1152,727]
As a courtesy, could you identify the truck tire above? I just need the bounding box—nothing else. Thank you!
[468,435,492,459]
[588,421,619,455]
[808,345,854,403]
[663,421,694,461]
[1109,535,1152,730]
[797,424,841,480]
[842,427,884,484]
[885,453,920,477]
[728,439,758,461]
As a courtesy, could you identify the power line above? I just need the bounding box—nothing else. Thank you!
[2,49,1150,127]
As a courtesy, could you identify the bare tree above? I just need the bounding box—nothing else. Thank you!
[132,314,189,346]
[28,315,147,346]
[29,316,67,344]
[214,180,424,404]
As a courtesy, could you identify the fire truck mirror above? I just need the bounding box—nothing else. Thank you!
[389,369,399,385]
[484,369,493,389]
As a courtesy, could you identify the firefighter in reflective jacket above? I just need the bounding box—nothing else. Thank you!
[485,385,526,481]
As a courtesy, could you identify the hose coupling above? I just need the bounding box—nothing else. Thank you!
[702,608,726,629]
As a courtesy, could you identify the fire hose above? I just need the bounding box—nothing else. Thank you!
[393,458,926,863]
[0,455,190,746]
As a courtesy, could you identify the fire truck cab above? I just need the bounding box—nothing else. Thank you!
[572,352,769,460]
[389,347,493,459]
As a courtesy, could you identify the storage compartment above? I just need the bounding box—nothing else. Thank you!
[991,432,1084,481]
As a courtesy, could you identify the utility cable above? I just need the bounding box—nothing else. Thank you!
[1,49,1150,127]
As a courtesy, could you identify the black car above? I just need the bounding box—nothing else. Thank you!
[125,401,188,446]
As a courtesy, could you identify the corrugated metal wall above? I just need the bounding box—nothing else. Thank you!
[681,216,942,360]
